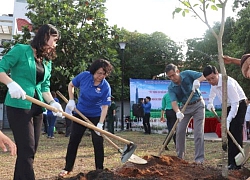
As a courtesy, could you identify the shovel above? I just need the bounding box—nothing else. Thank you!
[25,95,137,163]
[56,91,147,164]
[211,108,250,166]
[156,91,195,157]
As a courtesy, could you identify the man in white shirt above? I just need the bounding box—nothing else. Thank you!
[203,65,247,170]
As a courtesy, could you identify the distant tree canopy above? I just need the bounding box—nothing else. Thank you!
[25,0,120,96]
[233,0,249,10]
[1,0,250,102]
[121,30,183,79]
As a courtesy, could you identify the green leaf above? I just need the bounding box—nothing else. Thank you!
[183,1,191,8]
[216,4,223,8]
[206,3,209,9]
[211,5,218,11]
[175,7,182,13]
[172,11,176,19]
[182,10,186,17]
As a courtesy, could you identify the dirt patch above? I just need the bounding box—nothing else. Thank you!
[58,155,250,180]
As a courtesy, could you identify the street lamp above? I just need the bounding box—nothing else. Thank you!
[119,42,126,131]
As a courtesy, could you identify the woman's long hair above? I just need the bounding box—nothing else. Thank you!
[31,24,60,61]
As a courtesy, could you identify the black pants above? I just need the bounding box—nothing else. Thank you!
[42,113,48,133]
[107,116,115,134]
[7,104,43,180]
[65,118,72,137]
[227,100,247,166]
[165,109,177,145]
[143,113,151,134]
[64,114,104,171]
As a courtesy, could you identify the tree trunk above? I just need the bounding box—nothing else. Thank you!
[217,39,228,177]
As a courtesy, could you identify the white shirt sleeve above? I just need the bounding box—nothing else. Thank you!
[227,80,241,121]
[208,87,217,104]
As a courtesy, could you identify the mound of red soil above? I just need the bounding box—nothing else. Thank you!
[60,155,250,180]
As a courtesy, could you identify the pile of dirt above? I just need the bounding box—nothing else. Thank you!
[59,155,250,180]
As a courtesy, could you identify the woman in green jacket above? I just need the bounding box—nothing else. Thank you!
[0,24,63,180]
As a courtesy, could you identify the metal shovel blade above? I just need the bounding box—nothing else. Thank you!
[237,143,250,166]
[128,154,147,164]
[211,108,250,166]
[121,143,137,163]
[235,153,245,166]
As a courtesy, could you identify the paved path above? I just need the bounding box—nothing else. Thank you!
[188,132,250,143]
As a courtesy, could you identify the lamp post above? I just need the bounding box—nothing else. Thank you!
[119,42,126,131]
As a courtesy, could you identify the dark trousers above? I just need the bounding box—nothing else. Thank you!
[7,104,43,180]
[65,118,72,137]
[165,109,177,145]
[227,100,247,166]
[42,114,48,133]
[64,114,104,171]
[143,113,151,134]
[107,116,115,134]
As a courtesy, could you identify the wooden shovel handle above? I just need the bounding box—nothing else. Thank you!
[158,91,195,156]
[25,95,133,145]
[211,109,244,154]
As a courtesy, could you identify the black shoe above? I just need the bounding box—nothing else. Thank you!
[165,146,169,151]
[228,164,241,170]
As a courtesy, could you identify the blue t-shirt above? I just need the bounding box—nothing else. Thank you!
[47,98,59,115]
[143,101,151,113]
[168,70,202,104]
[72,71,111,117]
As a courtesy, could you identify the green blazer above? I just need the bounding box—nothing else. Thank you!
[0,44,52,109]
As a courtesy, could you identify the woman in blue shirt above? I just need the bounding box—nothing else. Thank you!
[59,59,113,177]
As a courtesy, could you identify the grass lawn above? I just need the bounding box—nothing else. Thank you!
[0,129,249,180]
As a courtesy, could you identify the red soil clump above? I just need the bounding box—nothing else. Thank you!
[59,155,250,180]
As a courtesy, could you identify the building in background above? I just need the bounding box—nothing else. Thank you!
[0,0,31,59]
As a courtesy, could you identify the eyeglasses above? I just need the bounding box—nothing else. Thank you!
[95,71,106,76]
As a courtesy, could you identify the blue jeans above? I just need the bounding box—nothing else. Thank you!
[47,114,57,137]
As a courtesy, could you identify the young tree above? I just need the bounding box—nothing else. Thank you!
[173,0,229,177]
[184,17,236,71]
